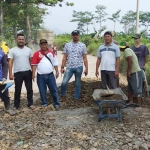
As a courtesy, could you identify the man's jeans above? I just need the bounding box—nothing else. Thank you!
[61,66,83,99]
[37,73,60,107]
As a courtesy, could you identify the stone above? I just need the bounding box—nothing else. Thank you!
[126,132,134,138]
[139,143,148,150]
[146,121,150,127]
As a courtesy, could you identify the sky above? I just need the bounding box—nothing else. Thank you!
[43,0,150,35]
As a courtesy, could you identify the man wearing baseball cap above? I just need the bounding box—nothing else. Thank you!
[60,30,88,100]
[119,41,143,111]
[131,33,149,92]
[32,39,60,110]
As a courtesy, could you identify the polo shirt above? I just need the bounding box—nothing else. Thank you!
[97,43,120,71]
[32,49,58,74]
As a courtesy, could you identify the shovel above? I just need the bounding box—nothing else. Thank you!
[102,78,115,96]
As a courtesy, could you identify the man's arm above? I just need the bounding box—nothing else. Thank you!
[2,54,8,79]
[29,57,32,67]
[126,56,132,78]
[54,66,59,79]
[95,57,101,77]
[115,57,120,77]
[32,65,37,81]
[8,58,14,80]
[60,53,67,74]
[83,54,88,76]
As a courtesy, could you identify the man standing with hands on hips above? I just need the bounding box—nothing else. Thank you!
[60,30,88,100]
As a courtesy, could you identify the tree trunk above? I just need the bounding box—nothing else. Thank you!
[25,15,31,44]
[0,4,4,39]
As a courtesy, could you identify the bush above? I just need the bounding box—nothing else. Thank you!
[87,42,101,56]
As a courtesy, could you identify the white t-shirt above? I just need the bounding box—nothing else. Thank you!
[8,46,32,73]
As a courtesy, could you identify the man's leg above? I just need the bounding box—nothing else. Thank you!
[37,74,48,105]
[61,68,74,96]
[24,70,33,107]
[47,73,60,107]
[101,70,109,89]
[107,71,117,89]
[130,71,143,110]
[14,72,24,108]
[74,66,83,99]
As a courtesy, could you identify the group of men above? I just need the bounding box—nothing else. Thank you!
[0,29,149,115]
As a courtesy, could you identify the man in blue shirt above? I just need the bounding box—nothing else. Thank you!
[0,48,16,115]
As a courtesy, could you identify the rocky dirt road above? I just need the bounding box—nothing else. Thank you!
[0,51,150,150]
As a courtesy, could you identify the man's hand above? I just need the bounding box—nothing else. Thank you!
[127,71,131,79]
[60,68,65,74]
[32,74,35,82]
[9,74,14,80]
[95,70,99,77]
[55,72,59,79]
[114,71,119,78]
[84,68,88,76]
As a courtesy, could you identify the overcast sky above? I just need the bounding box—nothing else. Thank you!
[43,0,150,34]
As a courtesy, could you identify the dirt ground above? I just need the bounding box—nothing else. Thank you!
[0,51,150,150]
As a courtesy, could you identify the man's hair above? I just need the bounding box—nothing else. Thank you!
[17,33,25,38]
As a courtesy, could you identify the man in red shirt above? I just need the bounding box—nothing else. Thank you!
[32,39,60,110]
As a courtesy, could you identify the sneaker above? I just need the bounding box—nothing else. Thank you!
[41,104,48,107]
[54,105,60,111]
[5,109,17,116]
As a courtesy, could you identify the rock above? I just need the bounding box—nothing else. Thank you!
[126,132,134,138]
[5,109,17,116]
[145,121,150,127]
[139,143,148,150]
[133,144,139,150]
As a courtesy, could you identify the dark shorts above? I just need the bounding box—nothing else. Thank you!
[128,70,143,97]
[101,70,117,89]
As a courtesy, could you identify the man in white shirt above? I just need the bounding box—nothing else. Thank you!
[32,39,60,110]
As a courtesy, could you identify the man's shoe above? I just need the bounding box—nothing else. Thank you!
[54,106,60,111]
[41,104,48,107]
[5,109,17,116]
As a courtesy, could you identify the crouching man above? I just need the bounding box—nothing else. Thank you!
[119,42,143,111]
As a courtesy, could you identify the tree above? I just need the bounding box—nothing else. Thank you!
[120,11,137,34]
[140,11,150,31]
[71,11,94,34]
[108,10,121,31]
[95,5,108,31]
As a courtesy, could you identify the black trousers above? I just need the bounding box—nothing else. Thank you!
[14,70,33,108]
[0,84,10,109]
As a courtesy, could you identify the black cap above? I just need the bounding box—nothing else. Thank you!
[40,39,47,44]
[132,34,141,39]
[71,30,80,35]
[104,31,112,37]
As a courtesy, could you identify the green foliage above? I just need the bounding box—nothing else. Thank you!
[87,42,100,55]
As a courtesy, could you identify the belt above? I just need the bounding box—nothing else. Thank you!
[37,72,53,76]
[15,70,31,74]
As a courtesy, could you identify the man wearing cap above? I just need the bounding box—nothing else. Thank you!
[119,41,143,111]
[60,30,88,100]
[131,34,149,90]
[32,39,60,110]
[95,31,120,89]
[8,33,35,110]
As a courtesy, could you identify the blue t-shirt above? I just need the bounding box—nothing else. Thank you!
[0,49,5,80]
[131,45,149,69]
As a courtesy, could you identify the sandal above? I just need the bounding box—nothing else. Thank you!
[135,107,142,112]
[29,105,35,110]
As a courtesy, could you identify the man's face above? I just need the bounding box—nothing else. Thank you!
[17,36,25,47]
[40,43,48,51]
[104,34,112,44]
[134,38,141,44]
[72,34,80,42]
